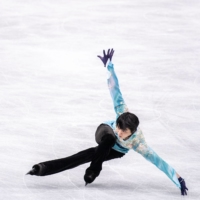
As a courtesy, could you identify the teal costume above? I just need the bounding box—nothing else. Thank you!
[103,61,181,188]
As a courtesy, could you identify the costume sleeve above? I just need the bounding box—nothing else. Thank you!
[132,142,181,188]
[106,61,128,119]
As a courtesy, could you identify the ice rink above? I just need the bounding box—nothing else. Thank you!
[1,0,200,199]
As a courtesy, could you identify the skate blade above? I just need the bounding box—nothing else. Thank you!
[26,170,31,175]
[26,168,35,175]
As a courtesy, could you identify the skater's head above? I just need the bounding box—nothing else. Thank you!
[116,112,139,139]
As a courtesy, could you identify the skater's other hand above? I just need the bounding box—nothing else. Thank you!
[178,177,188,195]
[97,48,114,67]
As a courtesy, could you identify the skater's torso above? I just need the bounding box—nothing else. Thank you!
[103,120,147,154]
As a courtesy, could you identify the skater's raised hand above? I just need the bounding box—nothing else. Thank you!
[178,177,188,195]
[97,48,114,67]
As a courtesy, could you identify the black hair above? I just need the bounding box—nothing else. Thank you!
[116,112,139,133]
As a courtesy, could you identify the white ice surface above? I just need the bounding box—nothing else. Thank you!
[0,0,200,199]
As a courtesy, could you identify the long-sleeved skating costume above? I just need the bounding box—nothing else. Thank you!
[103,61,181,188]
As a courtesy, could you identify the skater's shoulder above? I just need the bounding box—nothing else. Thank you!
[102,120,115,128]
[136,127,143,134]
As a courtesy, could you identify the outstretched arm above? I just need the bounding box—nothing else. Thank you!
[134,142,181,188]
[106,61,128,118]
[131,131,188,195]
[97,49,128,119]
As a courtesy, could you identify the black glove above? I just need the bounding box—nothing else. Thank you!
[178,177,188,195]
[97,48,115,67]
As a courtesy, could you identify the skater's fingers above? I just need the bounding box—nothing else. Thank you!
[107,49,110,56]
[110,49,114,60]
[97,55,102,59]
[111,49,114,56]
[103,50,106,56]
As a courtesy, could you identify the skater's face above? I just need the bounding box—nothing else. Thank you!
[116,126,132,140]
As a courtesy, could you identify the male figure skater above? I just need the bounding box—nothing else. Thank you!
[27,49,188,195]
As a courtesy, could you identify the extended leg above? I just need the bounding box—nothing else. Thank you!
[27,124,124,178]
[27,147,96,176]
[27,145,124,176]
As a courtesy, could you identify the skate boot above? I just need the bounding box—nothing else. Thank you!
[26,166,38,175]
[26,163,46,176]
[84,169,98,186]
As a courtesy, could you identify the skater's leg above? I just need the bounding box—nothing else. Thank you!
[28,147,96,176]
[84,124,124,184]
[95,123,116,144]
[90,124,121,173]
[84,144,124,184]
[105,148,125,161]
[86,134,116,175]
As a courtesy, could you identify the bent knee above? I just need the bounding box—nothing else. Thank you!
[101,134,116,146]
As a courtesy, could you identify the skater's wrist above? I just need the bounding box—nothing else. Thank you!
[178,177,184,182]
[107,61,113,71]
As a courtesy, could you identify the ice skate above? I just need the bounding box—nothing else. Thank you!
[26,163,46,176]
[84,169,98,186]
[26,166,38,175]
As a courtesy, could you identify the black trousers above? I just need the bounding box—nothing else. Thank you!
[37,124,125,176]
